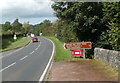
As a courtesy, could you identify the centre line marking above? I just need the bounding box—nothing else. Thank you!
[0,62,16,72]
[35,42,41,51]
[35,48,38,50]
[20,56,28,61]
[38,42,41,47]
[30,51,34,54]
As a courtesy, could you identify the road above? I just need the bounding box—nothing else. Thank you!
[1,37,54,82]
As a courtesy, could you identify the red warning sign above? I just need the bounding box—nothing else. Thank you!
[72,50,82,57]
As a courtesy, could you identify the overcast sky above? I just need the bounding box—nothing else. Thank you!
[0,0,57,25]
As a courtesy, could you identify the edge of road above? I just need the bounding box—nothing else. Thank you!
[0,39,32,59]
[38,37,55,82]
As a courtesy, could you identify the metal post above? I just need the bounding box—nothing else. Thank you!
[83,49,86,59]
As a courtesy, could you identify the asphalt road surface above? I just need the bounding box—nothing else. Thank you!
[1,37,54,82]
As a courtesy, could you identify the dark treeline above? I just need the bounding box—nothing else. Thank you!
[2,19,29,38]
[1,19,53,38]
[51,2,120,57]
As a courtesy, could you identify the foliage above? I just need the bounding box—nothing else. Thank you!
[29,20,53,36]
[52,2,107,43]
[102,2,120,23]
[1,37,30,52]
[56,20,78,42]
[2,21,13,35]
[12,18,24,35]
[22,22,30,36]
[107,23,120,51]
[39,20,52,36]
[46,22,57,36]
[2,21,12,31]
[98,2,120,51]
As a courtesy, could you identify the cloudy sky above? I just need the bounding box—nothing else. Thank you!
[0,0,57,25]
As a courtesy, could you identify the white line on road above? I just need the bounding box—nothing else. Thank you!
[39,38,55,81]
[30,51,34,54]
[35,41,41,51]
[35,48,38,50]
[20,56,28,61]
[2,41,32,58]
[2,47,24,57]
[38,42,41,47]
[0,62,16,72]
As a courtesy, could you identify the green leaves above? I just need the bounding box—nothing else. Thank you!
[22,22,30,35]
[52,2,104,43]
[12,19,23,34]
[52,2,120,52]
[107,23,120,51]
[98,2,120,51]
[2,21,12,32]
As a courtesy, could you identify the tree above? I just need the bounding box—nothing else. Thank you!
[2,21,12,31]
[99,2,120,51]
[107,23,120,51]
[22,22,30,36]
[52,2,105,43]
[2,21,13,35]
[12,19,23,35]
[39,20,52,36]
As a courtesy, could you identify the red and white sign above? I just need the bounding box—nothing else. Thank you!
[72,50,82,56]
[64,42,92,49]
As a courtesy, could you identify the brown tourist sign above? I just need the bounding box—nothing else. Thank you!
[64,42,92,49]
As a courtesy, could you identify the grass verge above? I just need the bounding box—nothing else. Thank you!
[0,37,31,52]
[44,36,83,61]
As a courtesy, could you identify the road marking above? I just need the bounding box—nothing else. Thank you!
[30,51,34,54]
[38,42,41,47]
[2,41,31,58]
[35,41,41,51]
[2,47,23,57]
[35,48,38,50]
[25,40,31,47]
[0,62,16,72]
[20,56,28,61]
[39,37,55,81]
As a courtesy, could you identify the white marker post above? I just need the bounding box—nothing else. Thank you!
[40,33,42,36]
[13,34,17,40]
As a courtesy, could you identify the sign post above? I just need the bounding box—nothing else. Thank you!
[83,49,85,59]
[64,42,92,59]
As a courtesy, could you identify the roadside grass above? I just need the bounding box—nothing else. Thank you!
[0,37,31,52]
[44,36,83,61]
